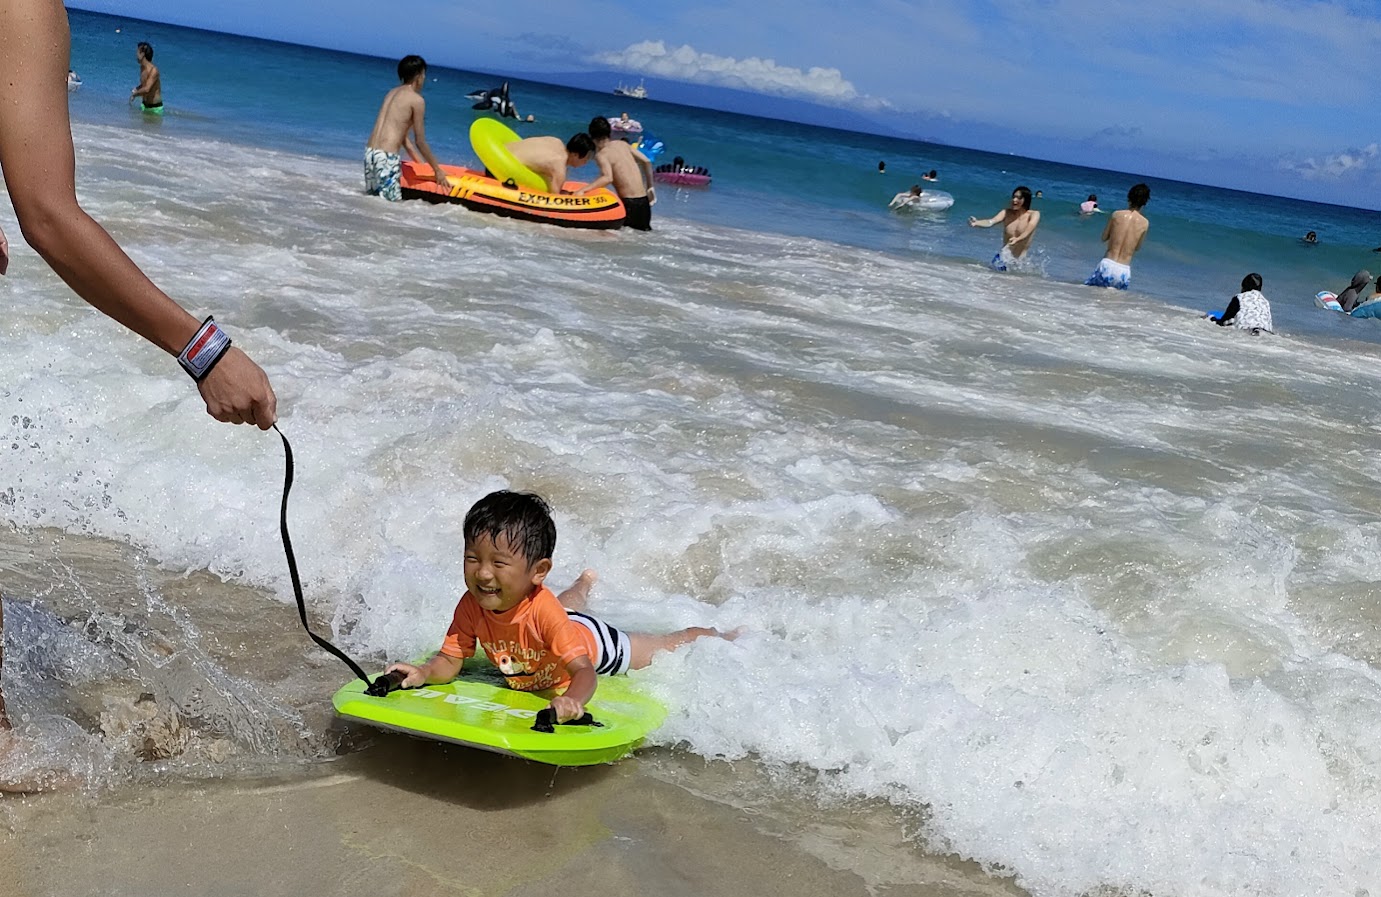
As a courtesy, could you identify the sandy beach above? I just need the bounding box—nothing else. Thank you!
[0,739,1022,897]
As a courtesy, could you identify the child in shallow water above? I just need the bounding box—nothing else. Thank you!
[384,490,735,722]
[1210,273,1274,334]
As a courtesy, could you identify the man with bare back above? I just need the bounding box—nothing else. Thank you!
[504,133,595,194]
[575,116,656,230]
[365,54,447,200]
[1085,183,1150,290]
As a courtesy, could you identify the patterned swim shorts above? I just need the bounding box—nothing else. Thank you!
[364,147,402,201]
[1085,257,1131,290]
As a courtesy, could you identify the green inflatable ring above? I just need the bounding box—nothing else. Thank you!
[470,118,549,193]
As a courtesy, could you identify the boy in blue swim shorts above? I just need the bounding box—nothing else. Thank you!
[1086,183,1150,290]
[970,186,1040,272]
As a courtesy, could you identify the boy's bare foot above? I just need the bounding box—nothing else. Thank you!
[557,568,598,611]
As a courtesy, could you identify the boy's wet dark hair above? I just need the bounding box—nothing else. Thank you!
[1241,273,1263,292]
[137,42,153,61]
[1128,183,1151,208]
[464,491,556,565]
[1012,185,1033,210]
[397,55,427,83]
[588,116,612,140]
[567,132,596,157]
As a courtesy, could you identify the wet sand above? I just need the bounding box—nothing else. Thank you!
[0,744,1024,897]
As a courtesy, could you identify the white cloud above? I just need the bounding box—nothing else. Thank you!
[1280,144,1381,181]
[593,40,890,110]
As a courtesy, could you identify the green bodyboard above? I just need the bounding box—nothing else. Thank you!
[332,657,666,766]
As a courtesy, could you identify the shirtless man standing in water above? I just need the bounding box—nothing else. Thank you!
[1085,183,1150,290]
[969,185,1041,271]
[129,41,162,113]
[365,54,448,199]
[575,116,656,230]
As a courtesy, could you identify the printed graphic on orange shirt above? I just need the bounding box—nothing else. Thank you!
[494,652,534,678]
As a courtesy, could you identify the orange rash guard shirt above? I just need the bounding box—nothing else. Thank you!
[439,585,596,691]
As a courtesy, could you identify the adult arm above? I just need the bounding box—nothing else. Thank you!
[0,224,8,276]
[409,100,447,186]
[1099,214,1114,245]
[549,655,596,722]
[574,153,614,195]
[633,147,655,204]
[130,65,154,101]
[968,209,1003,227]
[548,161,570,194]
[0,0,276,427]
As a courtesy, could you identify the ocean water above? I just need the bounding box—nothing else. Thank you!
[4,8,1381,896]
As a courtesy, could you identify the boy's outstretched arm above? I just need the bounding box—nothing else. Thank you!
[385,652,463,688]
[549,656,596,722]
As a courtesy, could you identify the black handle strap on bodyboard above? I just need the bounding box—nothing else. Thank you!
[274,425,380,690]
[532,707,603,733]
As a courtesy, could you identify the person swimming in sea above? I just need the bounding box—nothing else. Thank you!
[1080,194,1100,215]
[889,184,927,210]
[1302,231,1318,245]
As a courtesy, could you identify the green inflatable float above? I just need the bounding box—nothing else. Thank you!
[469,118,549,193]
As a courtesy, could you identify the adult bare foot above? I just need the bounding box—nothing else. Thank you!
[556,568,598,611]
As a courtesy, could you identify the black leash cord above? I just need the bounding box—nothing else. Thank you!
[274,424,374,687]
[272,426,598,716]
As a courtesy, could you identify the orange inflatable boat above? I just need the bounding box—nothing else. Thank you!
[400,161,626,229]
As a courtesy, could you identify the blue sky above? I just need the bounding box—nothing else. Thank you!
[71,0,1381,207]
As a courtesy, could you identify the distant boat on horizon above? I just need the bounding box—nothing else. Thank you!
[613,79,647,100]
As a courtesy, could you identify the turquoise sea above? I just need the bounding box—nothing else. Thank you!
[5,8,1381,897]
[62,10,1381,339]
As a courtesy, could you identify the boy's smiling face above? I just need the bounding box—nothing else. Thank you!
[463,532,551,612]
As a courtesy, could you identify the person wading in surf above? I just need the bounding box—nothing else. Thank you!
[0,0,279,790]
